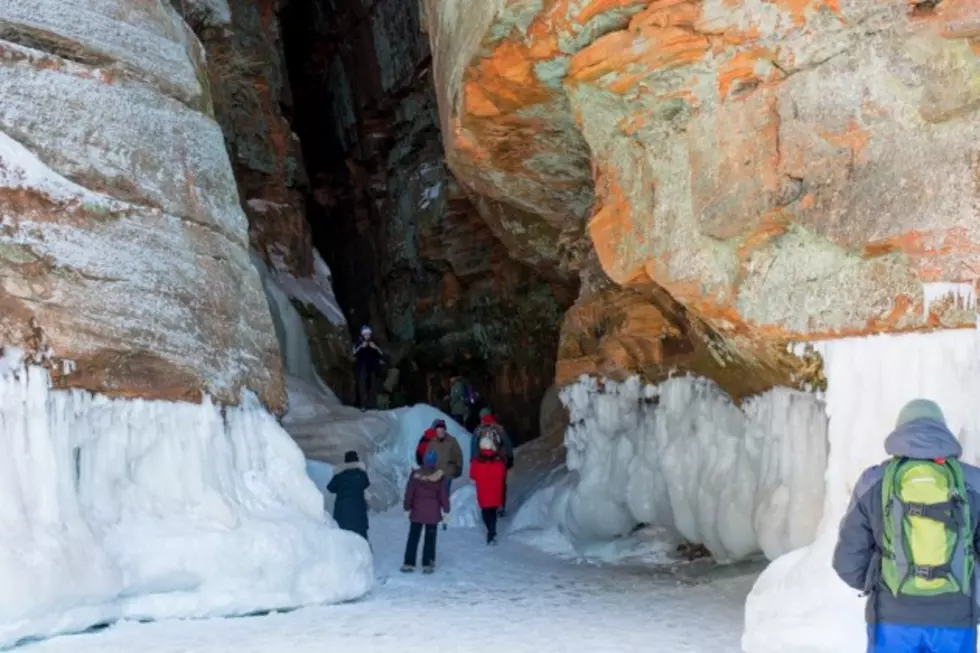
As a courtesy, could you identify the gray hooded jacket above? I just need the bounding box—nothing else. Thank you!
[832,418,980,627]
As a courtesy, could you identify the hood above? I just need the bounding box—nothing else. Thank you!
[884,418,962,460]
[333,461,365,474]
[415,468,444,482]
[422,428,436,439]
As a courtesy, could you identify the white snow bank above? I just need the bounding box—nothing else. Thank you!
[268,245,347,327]
[512,376,827,563]
[743,328,980,653]
[0,350,371,649]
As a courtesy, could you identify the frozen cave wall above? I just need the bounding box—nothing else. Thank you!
[0,0,284,409]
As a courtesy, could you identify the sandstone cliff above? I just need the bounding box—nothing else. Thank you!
[0,0,284,409]
[424,0,980,398]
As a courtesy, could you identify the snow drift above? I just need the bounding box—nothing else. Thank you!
[512,375,827,563]
[0,349,372,649]
[743,327,980,653]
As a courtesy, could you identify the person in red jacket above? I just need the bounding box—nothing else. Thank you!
[469,434,508,545]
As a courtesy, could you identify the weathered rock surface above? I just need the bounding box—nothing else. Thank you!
[283,0,574,440]
[0,1,284,409]
[424,0,980,396]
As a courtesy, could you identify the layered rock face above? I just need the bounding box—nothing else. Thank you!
[282,0,574,440]
[424,0,980,397]
[172,0,355,397]
[0,0,284,409]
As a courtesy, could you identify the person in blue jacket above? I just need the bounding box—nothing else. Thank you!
[327,450,370,541]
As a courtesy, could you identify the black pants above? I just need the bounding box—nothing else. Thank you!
[481,507,498,542]
[404,522,438,567]
[356,368,378,409]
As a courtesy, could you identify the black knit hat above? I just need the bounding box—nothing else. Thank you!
[344,450,359,463]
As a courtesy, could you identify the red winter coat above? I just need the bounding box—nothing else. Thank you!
[469,455,507,509]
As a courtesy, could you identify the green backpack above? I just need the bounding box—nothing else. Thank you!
[881,457,974,598]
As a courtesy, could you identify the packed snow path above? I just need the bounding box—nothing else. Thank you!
[24,514,756,653]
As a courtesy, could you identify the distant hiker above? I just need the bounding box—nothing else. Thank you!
[326,450,370,541]
[401,450,450,573]
[833,399,980,653]
[470,434,508,545]
[447,376,478,428]
[472,408,514,516]
[352,325,386,410]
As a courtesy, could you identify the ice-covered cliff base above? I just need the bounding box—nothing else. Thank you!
[0,350,372,649]
[743,328,980,653]
[511,375,828,563]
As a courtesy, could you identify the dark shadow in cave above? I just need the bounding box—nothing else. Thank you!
[277,0,573,445]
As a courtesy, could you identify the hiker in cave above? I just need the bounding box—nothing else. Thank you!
[415,419,462,529]
[833,399,980,653]
[352,325,386,410]
[471,407,514,516]
[469,433,508,545]
[402,449,450,573]
[326,450,370,542]
[447,375,478,428]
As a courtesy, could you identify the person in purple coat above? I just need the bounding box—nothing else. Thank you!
[401,450,450,574]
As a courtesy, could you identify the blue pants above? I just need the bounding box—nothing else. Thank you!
[868,624,977,653]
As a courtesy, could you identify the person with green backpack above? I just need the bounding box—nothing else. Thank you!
[833,399,980,652]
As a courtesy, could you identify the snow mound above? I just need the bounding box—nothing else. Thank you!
[0,350,371,648]
[512,375,827,563]
[743,328,980,653]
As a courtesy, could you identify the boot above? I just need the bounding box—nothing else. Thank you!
[422,565,435,574]
[400,565,414,573]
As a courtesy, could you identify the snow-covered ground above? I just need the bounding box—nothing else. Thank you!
[22,512,757,653]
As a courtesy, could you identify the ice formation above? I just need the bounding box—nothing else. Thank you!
[269,246,347,327]
[511,376,827,563]
[743,327,980,653]
[922,282,976,319]
[0,348,372,649]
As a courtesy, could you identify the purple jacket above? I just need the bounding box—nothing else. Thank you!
[404,466,449,525]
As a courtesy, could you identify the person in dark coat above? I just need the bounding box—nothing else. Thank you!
[352,325,386,410]
[326,451,370,541]
[401,450,450,574]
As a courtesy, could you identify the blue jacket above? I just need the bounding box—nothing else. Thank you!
[326,462,370,538]
[832,418,980,628]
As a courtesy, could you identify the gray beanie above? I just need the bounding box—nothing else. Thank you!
[895,399,946,429]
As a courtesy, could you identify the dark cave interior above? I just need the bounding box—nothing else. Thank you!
[264,0,575,444]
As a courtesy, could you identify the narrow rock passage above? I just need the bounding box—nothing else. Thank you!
[25,514,754,652]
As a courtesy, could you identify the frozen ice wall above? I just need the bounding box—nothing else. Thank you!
[513,375,827,563]
[743,328,980,653]
[0,350,372,648]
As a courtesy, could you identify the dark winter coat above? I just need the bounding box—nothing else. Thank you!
[470,454,507,509]
[832,418,980,628]
[404,466,450,525]
[327,462,370,538]
[425,434,463,479]
[353,337,385,374]
[471,418,514,468]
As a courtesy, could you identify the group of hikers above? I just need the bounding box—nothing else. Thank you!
[326,402,514,574]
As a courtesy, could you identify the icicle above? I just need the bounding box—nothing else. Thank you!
[0,359,371,648]
[744,327,980,653]
[922,282,977,319]
[516,374,828,563]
